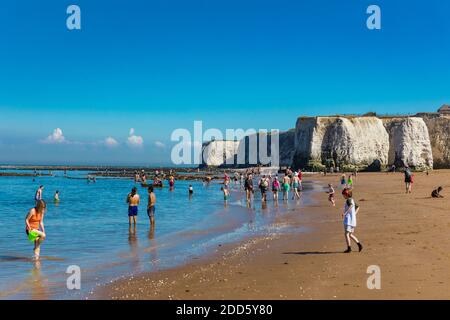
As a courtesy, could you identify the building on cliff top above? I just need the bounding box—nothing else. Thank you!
[438,104,450,114]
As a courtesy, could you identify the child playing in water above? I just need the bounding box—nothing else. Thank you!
[327,184,335,206]
[221,187,229,202]
[188,185,194,195]
[341,189,363,253]
[25,200,47,260]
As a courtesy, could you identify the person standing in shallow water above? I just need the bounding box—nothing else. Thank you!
[35,185,44,204]
[147,186,156,226]
[25,200,47,260]
[126,187,140,226]
[282,173,291,201]
[244,174,254,202]
[272,176,280,201]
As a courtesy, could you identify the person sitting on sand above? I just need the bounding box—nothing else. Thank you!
[327,184,335,206]
[25,200,47,260]
[147,186,156,226]
[126,187,140,226]
[432,186,444,198]
[341,189,363,253]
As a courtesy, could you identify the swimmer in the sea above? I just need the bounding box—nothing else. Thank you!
[54,190,60,203]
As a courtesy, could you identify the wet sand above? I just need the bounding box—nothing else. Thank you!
[95,171,450,299]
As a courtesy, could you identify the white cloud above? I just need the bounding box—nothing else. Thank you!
[154,141,165,149]
[104,137,119,147]
[127,128,144,148]
[42,128,66,144]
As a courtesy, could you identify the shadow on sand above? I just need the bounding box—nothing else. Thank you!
[282,251,343,255]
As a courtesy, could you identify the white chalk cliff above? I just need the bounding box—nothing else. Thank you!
[201,114,445,170]
[293,116,389,168]
[383,117,433,169]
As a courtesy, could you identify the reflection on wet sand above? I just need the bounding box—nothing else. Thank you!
[128,226,141,272]
[30,260,50,300]
[147,225,159,270]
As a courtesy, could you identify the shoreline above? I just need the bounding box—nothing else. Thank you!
[94,171,450,300]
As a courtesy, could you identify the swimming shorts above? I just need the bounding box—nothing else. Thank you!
[293,182,299,189]
[283,183,290,192]
[147,206,155,218]
[128,206,138,217]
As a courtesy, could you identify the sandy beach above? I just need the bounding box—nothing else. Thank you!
[95,170,450,300]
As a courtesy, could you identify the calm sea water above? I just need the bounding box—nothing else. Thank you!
[0,169,312,299]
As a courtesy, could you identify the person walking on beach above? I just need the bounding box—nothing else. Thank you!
[25,200,47,260]
[272,176,280,201]
[292,172,301,200]
[341,189,363,253]
[126,187,140,226]
[259,175,269,202]
[340,175,347,190]
[244,174,254,202]
[282,173,291,201]
[35,185,44,203]
[327,184,335,206]
[298,169,303,191]
[347,174,354,189]
[147,186,156,226]
[404,166,413,194]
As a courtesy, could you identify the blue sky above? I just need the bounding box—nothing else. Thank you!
[1,0,449,165]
